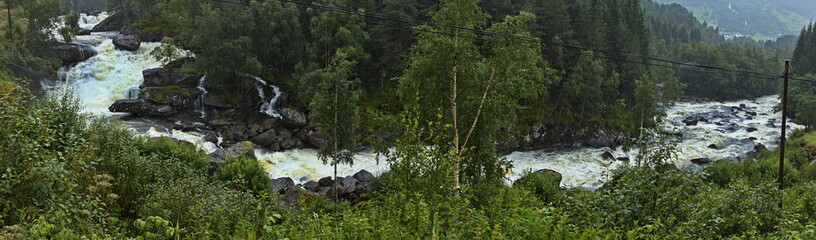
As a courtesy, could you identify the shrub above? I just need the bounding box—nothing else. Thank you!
[680,180,782,238]
[217,156,270,195]
[513,170,562,203]
[704,160,736,187]
[134,136,210,172]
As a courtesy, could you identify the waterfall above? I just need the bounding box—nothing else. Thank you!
[52,40,163,115]
[127,87,140,99]
[51,12,109,43]
[253,77,284,119]
[78,12,109,29]
[195,75,208,119]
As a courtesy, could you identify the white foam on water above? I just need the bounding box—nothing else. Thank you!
[52,12,110,43]
[140,127,219,154]
[506,147,628,189]
[195,75,208,118]
[251,95,799,189]
[78,12,109,29]
[256,149,388,182]
[253,77,284,118]
[51,40,162,115]
[506,95,802,189]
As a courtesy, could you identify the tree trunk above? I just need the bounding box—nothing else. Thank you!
[451,1,462,194]
[6,1,12,41]
[333,76,339,202]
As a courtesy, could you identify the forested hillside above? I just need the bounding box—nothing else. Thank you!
[4,0,816,238]
[654,0,814,38]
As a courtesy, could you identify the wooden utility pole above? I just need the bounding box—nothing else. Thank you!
[779,60,790,194]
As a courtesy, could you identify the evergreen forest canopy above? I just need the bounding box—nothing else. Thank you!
[88,0,794,142]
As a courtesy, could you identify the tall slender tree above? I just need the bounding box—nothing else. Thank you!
[300,0,368,200]
[309,50,360,201]
[399,0,550,191]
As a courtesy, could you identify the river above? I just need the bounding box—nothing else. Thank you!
[49,14,802,190]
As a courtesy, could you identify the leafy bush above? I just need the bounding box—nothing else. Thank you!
[217,156,270,195]
[513,170,562,203]
[680,180,782,238]
[704,160,736,187]
[134,136,210,172]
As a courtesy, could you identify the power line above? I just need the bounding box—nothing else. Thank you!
[269,0,783,79]
[210,0,784,82]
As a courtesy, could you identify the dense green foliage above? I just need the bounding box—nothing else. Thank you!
[6,77,816,238]
[398,1,549,187]
[3,0,815,237]
[792,23,816,77]
[786,25,816,129]
[654,40,781,100]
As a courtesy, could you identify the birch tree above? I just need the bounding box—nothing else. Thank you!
[399,0,552,191]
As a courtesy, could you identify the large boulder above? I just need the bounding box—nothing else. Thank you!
[303,181,320,192]
[281,108,307,128]
[682,116,707,126]
[307,132,326,149]
[340,177,359,194]
[209,141,256,163]
[250,129,278,148]
[203,94,238,109]
[143,105,176,116]
[277,129,300,149]
[353,170,375,182]
[121,25,165,42]
[77,28,92,36]
[586,131,616,148]
[140,86,195,106]
[113,34,141,51]
[141,68,200,87]
[109,99,144,113]
[269,177,295,194]
[691,158,711,165]
[280,186,311,204]
[91,13,128,32]
[318,176,333,187]
[52,44,96,63]
[601,151,616,161]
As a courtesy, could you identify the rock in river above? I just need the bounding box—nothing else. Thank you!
[52,44,97,63]
[113,34,141,51]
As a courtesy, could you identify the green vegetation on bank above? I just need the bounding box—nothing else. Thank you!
[6,0,816,238]
[6,73,816,238]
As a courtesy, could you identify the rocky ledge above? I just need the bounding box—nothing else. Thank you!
[52,44,97,64]
[109,67,322,151]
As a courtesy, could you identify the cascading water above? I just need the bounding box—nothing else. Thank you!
[51,40,163,115]
[195,75,208,119]
[127,87,140,99]
[255,95,802,189]
[47,9,802,190]
[78,12,109,29]
[254,77,284,118]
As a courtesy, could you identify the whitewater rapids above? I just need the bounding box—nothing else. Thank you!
[48,12,802,190]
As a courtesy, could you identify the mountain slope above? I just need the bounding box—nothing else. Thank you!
[653,0,814,37]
